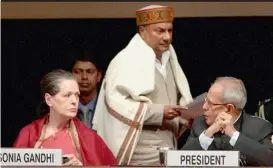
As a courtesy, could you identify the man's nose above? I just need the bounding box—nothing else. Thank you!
[82,72,88,79]
[203,101,209,111]
[163,32,171,41]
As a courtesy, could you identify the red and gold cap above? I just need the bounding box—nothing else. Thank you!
[136,5,174,26]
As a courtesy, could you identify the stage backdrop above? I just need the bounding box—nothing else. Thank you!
[2,17,273,147]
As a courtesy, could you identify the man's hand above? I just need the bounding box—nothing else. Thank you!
[205,117,222,137]
[218,112,237,137]
[174,106,192,119]
[62,154,83,166]
[163,105,181,120]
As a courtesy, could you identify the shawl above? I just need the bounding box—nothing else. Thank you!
[13,115,117,166]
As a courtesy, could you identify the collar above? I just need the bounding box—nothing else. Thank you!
[233,111,242,124]
[155,50,170,66]
[79,93,98,111]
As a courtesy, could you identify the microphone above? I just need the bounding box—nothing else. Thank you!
[239,155,247,166]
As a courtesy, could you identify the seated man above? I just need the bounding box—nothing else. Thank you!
[182,76,273,166]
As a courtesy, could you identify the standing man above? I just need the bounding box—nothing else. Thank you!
[93,5,193,165]
[71,47,102,129]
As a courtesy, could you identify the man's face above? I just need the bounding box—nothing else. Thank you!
[72,61,101,95]
[203,83,228,125]
[139,22,173,55]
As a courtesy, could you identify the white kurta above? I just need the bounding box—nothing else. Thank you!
[131,61,180,165]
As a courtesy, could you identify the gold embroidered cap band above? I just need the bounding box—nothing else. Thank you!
[136,5,174,26]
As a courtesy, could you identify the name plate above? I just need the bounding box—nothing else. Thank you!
[167,150,239,167]
[0,148,62,166]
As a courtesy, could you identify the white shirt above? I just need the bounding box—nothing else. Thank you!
[155,50,170,79]
[199,112,242,150]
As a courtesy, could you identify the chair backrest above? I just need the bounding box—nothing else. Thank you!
[255,97,273,125]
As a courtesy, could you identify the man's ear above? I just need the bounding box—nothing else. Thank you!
[226,104,235,113]
[45,93,52,107]
[139,26,146,38]
[97,71,102,83]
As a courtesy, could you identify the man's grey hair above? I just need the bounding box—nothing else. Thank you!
[214,76,247,109]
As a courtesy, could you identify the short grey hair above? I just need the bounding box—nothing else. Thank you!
[214,76,247,109]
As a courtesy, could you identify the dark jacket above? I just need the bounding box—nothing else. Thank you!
[182,112,273,166]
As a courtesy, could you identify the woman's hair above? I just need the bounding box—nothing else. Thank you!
[37,69,77,117]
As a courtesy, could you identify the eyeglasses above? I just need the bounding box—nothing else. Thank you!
[205,97,228,108]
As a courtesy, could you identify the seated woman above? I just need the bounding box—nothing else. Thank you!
[13,69,117,166]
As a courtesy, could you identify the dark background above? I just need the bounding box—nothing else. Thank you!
[2,17,273,147]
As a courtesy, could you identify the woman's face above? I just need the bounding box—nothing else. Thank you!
[45,79,80,119]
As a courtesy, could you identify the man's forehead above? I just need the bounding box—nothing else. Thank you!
[74,61,96,68]
[148,22,173,29]
[207,83,223,99]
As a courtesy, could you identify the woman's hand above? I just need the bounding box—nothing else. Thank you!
[62,154,83,166]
